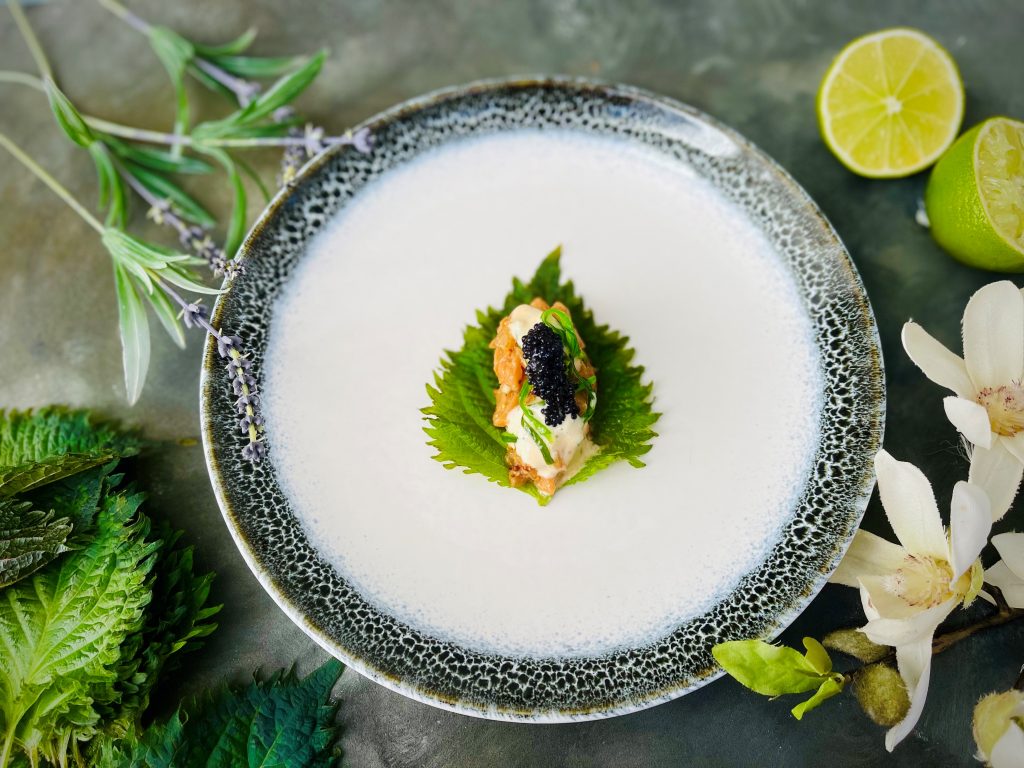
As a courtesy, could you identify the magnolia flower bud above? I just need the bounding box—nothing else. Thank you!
[973,690,1024,767]
[853,663,910,727]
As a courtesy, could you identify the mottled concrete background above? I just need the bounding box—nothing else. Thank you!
[1,1,1022,765]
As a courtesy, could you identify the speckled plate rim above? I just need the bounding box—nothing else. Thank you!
[200,75,885,722]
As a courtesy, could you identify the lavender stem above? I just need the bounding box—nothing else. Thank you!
[192,58,259,107]
[7,0,54,80]
[95,0,150,34]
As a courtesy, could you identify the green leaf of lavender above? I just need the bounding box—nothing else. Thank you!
[144,283,187,350]
[113,264,151,406]
[104,138,213,175]
[206,54,308,79]
[88,144,128,228]
[186,62,238,102]
[193,50,325,139]
[192,27,258,57]
[223,157,247,258]
[44,79,95,148]
[235,156,271,204]
[147,27,195,157]
[123,162,217,228]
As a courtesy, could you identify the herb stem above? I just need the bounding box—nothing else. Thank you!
[0,722,15,768]
[82,116,353,149]
[0,132,105,234]
[153,276,222,341]
[95,0,150,33]
[6,0,54,80]
[0,69,46,91]
[192,58,259,106]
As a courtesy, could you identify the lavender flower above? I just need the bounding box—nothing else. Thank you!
[241,440,267,462]
[216,334,241,358]
[351,126,374,154]
[180,300,208,329]
[222,258,246,280]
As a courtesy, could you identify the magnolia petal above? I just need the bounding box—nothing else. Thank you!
[1003,433,1024,466]
[861,598,954,647]
[990,722,1024,768]
[873,450,948,560]
[962,281,1024,392]
[969,441,1024,521]
[943,397,994,449]
[859,575,920,620]
[885,637,934,752]
[983,561,1024,610]
[830,530,908,588]
[948,481,991,582]
[901,322,975,398]
[992,533,1024,579]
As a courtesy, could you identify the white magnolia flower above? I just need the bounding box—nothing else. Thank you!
[902,281,1024,519]
[831,450,991,751]
[973,690,1024,768]
[983,532,1024,609]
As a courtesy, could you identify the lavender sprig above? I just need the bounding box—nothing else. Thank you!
[158,279,266,463]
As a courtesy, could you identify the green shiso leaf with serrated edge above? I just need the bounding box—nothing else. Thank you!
[0,486,158,768]
[422,246,659,505]
[0,408,141,497]
[91,659,344,768]
[0,497,72,588]
[99,521,221,737]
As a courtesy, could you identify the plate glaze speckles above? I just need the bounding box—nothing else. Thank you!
[201,77,884,721]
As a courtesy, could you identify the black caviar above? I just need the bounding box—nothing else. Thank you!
[521,323,579,427]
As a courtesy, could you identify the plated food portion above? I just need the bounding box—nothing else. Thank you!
[424,248,656,503]
[493,295,597,495]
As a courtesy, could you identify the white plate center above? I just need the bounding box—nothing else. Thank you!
[264,130,823,658]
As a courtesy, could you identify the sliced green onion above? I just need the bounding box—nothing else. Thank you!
[500,432,518,444]
[518,381,554,464]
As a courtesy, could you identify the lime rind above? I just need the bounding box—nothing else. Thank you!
[925,117,1024,273]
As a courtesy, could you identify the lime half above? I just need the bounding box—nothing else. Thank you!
[818,28,964,178]
[925,117,1024,272]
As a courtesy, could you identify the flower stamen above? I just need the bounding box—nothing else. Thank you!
[976,381,1024,436]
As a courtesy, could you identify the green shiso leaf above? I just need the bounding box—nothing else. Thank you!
[0,498,72,588]
[0,485,158,767]
[100,522,221,736]
[0,408,141,497]
[93,659,344,768]
[422,246,659,505]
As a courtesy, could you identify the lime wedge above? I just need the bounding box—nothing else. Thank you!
[818,28,964,178]
[925,117,1024,272]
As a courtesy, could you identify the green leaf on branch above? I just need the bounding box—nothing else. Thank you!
[422,247,659,505]
[192,27,258,58]
[124,161,217,228]
[192,50,325,139]
[712,637,846,719]
[208,53,310,79]
[148,27,196,156]
[822,628,891,663]
[113,263,151,407]
[105,138,214,175]
[0,498,71,588]
[43,78,95,148]
[791,676,844,720]
[88,143,128,227]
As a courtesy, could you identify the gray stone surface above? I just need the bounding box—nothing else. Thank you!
[1,0,1023,765]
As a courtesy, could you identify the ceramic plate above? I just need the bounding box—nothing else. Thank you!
[201,77,884,721]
